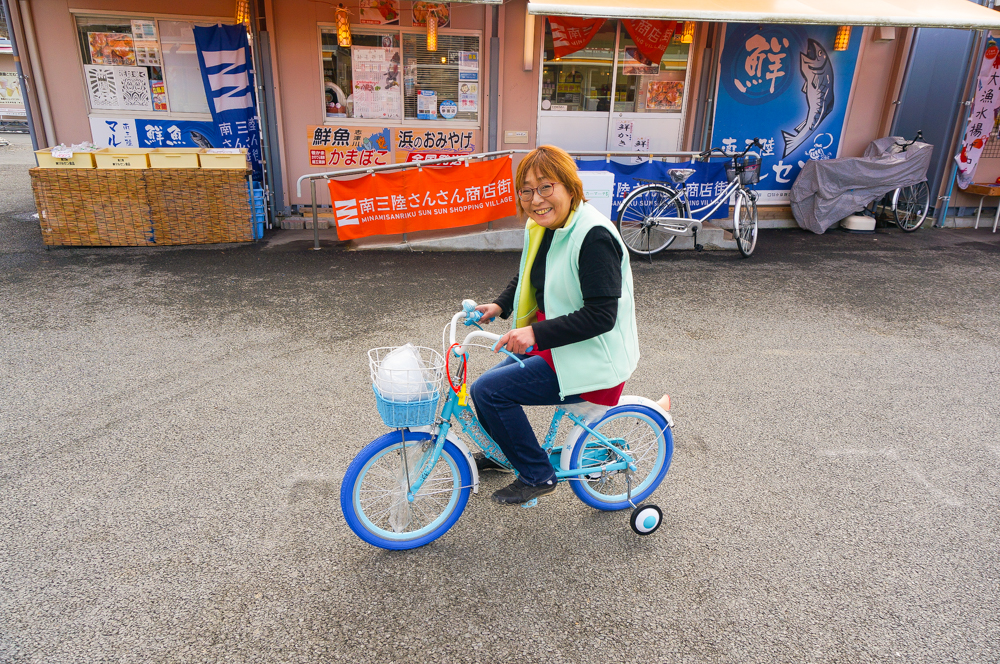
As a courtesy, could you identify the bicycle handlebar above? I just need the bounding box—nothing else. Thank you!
[699,137,765,160]
[449,301,532,367]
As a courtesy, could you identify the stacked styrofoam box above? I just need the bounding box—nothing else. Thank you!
[248,182,266,240]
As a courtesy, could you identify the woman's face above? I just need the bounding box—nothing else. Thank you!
[522,169,573,229]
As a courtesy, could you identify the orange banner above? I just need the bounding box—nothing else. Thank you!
[547,17,607,59]
[622,20,678,67]
[327,156,516,240]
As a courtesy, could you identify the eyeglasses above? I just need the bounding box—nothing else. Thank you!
[518,182,559,202]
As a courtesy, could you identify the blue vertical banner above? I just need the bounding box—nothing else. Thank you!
[711,25,861,205]
[192,24,263,181]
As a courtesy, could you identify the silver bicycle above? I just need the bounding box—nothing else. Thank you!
[616,138,765,258]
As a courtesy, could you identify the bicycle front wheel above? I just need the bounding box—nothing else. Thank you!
[341,430,471,550]
[733,189,758,257]
[568,404,673,511]
[617,184,681,256]
[893,181,930,232]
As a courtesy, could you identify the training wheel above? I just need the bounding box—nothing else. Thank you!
[630,504,663,536]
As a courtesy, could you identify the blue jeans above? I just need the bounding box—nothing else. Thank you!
[469,355,583,486]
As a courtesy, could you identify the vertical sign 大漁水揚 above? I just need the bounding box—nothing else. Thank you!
[711,24,861,205]
[192,24,263,181]
[955,38,1000,189]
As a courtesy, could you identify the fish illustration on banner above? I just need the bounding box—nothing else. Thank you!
[192,24,263,181]
[712,24,860,205]
[781,39,834,158]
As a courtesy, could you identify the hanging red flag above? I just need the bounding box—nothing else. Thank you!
[622,19,678,67]
[547,17,607,59]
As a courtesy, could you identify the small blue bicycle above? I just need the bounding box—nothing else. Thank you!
[340,301,675,550]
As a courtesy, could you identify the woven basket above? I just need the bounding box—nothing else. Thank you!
[30,168,253,247]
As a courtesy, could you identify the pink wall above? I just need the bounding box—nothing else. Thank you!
[28,0,234,146]
[269,0,487,206]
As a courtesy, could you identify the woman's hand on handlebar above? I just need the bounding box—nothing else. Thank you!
[496,326,535,355]
[474,302,502,323]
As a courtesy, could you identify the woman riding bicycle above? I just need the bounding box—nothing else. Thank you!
[470,145,640,506]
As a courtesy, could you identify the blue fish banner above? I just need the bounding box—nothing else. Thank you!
[192,24,263,181]
[576,159,729,220]
[711,24,861,205]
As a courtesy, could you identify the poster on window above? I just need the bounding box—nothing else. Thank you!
[645,81,683,111]
[327,156,515,240]
[351,46,402,119]
[622,47,659,76]
[88,32,136,66]
[117,67,153,111]
[459,82,478,112]
[307,125,393,167]
[131,20,157,42]
[416,89,437,119]
[85,65,121,110]
[0,72,23,106]
[411,2,450,28]
[360,0,400,25]
[711,24,860,205]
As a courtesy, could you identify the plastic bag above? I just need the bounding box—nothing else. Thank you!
[375,343,434,402]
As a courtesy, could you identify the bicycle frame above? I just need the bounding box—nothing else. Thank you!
[398,320,639,502]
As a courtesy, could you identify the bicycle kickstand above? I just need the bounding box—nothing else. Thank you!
[692,228,704,252]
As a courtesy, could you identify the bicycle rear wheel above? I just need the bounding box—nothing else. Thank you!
[616,184,681,256]
[568,404,673,511]
[893,181,930,232]
[341,430,470,550]
[733,189,758,257]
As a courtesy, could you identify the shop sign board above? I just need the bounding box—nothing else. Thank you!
[576,159,729,220]
[393,128,478,163]
[327,156,515,239]
[711,24,860,205]
[955,38,1000,189]
[91,116,224,149]
[306,126,479,167]
[307,125,393,167]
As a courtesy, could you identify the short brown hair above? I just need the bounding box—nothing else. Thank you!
[513,145,586,216]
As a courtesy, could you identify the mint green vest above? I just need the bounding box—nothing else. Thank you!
[511,202,640,399]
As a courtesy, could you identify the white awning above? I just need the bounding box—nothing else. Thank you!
[526,0,1000,29]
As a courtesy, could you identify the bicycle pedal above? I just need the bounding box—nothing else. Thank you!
[521,498,538,509]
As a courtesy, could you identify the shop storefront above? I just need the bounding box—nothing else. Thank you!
[9,0,1000,231]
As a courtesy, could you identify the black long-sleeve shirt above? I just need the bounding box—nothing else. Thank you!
[493,226,623,351]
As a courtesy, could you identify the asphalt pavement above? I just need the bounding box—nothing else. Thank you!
[2,132,999,663]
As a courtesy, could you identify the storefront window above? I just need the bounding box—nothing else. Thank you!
[321,27,480,123]
[541,21,616,112]
[541,20,689,114]
[76,15,212,115]
[614,31,688,113]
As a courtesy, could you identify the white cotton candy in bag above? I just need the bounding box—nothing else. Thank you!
[376,343,434,402]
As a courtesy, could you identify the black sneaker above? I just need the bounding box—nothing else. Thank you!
[491,478,557,505]
[474,453,513,474]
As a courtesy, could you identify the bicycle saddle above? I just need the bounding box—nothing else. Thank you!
[668,168,697,184]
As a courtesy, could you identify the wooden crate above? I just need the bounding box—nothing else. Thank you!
[199,148,249,169]
[95,148,153,169]
[35,149,97,169]
[30,168,252,246]
[149,148,202,169]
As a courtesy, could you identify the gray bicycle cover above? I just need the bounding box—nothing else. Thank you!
[789,137,933,234]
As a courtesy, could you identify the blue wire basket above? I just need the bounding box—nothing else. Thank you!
[369,346,445,428]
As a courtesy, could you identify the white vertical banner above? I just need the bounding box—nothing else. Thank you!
[956,38,1000,189]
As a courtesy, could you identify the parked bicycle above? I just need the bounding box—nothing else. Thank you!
[340,301,675,550]
[861,132,930,232]
[616,138,765,258]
